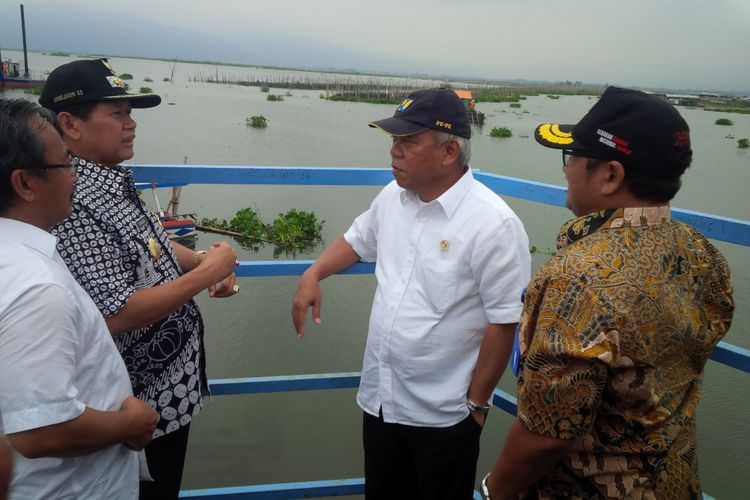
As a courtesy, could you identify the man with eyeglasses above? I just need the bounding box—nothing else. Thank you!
[480,87,734,499]
[0,98,159,499]
[38,59,239,499]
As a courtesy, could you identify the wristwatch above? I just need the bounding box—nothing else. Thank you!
[480,471,492,499]
[467,398,490,415]
[192,250,207,265]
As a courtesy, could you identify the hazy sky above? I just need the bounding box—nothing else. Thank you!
[2,0,749,92]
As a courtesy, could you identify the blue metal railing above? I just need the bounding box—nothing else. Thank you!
[128,165,745,499]
[132,165,750,247]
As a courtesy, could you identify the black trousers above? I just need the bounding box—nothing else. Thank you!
[363,410,482,500]
[139,423,191,500]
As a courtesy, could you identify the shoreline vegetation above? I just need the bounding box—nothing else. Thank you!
[12,49,749,114]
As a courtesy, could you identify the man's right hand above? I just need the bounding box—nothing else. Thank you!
[120,396,158,451]
[291,272,323,338]
[198,241,238,285]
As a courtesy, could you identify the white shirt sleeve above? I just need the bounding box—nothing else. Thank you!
[472,216,531,325]
[344,183,394,262]
[0,284,86,434]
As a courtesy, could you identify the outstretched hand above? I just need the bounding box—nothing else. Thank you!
[291,273,323,338]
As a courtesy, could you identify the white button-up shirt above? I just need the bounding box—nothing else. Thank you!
[0,218,139,500]
[345,170,531,427]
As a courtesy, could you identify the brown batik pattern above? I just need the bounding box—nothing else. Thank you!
[516,207,734,499]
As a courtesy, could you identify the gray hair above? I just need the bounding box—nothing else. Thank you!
[0,99,58,214]
[433,130,472,167]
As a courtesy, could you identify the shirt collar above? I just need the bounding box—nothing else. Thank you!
[74,155,138,199]
[557,206,672,250]
[399,168,474,218]
[0,217,58,258]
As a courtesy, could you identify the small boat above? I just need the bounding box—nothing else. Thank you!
[1,58,45,89]
[137,182,197,242]
[0,5,45,90]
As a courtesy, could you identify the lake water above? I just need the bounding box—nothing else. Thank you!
[3,51,749,498]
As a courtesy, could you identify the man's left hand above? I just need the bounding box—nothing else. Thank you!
[471,411,486,428]
[209,272,238,298]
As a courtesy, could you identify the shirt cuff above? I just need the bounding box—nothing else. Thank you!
[485,305,523,325]
[2,400,86,434]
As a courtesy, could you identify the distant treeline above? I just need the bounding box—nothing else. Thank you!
[189,70,608,104]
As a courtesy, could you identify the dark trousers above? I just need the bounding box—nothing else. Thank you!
[139,423,191,500]
[363,410,482,500]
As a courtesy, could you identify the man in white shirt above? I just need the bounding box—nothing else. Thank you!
[0,98,158,500]
[292,89,531,499]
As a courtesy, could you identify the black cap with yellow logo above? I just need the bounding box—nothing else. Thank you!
[39,58,161,113]
[369,88,471,139]
[534,86,691,177]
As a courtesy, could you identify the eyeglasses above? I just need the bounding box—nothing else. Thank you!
[28,155,78,175]
[562,149,610,167]
[562,149,585,167]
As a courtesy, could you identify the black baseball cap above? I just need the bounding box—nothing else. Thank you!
[39,58,161,112]
[369,88,471,139]
[534,86,691,177]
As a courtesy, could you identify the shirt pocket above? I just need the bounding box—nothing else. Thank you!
[416,257,458,313]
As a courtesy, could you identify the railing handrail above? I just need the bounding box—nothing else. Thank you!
[130,164,750,246]
[130,164,750,373]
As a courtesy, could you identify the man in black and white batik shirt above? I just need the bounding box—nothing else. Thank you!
[40,58,239,500]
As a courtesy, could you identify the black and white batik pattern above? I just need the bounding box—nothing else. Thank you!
[52,157,207,436]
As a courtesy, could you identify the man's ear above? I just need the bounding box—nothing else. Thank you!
[56,111,81,141]
[9,169,38,203]
[441,139,460,165]
[600,160,627,196]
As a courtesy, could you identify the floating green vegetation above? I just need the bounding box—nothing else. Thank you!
[529,246,554,255]
[518,96,527,100]
[704,106,750,115]
[201,208,324,255]
[50,51,70,57]
[715,118,734,126]
[476,95,519,103]
[162,77,171,82]
[23,86,43,96]
[122,83,130,91]
[547,95,560,99]
[270,209,324,248]
[246,115,268,128]
[738,138,749,149]
[143,76,153,82]
[260,85,270,92]
[285,91,293,97]
[490,127,513,138]
[139,86,153,93]
[325,94,400,104]
[118,73,133,80]
[509,103,521,108]
[267,94,284,101]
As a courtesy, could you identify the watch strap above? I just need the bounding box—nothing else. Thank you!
[467,398,490,415]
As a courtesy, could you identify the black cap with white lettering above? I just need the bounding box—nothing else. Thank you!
[369,88,471,139]
[39,58,161,112]
[534,86,691,177]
